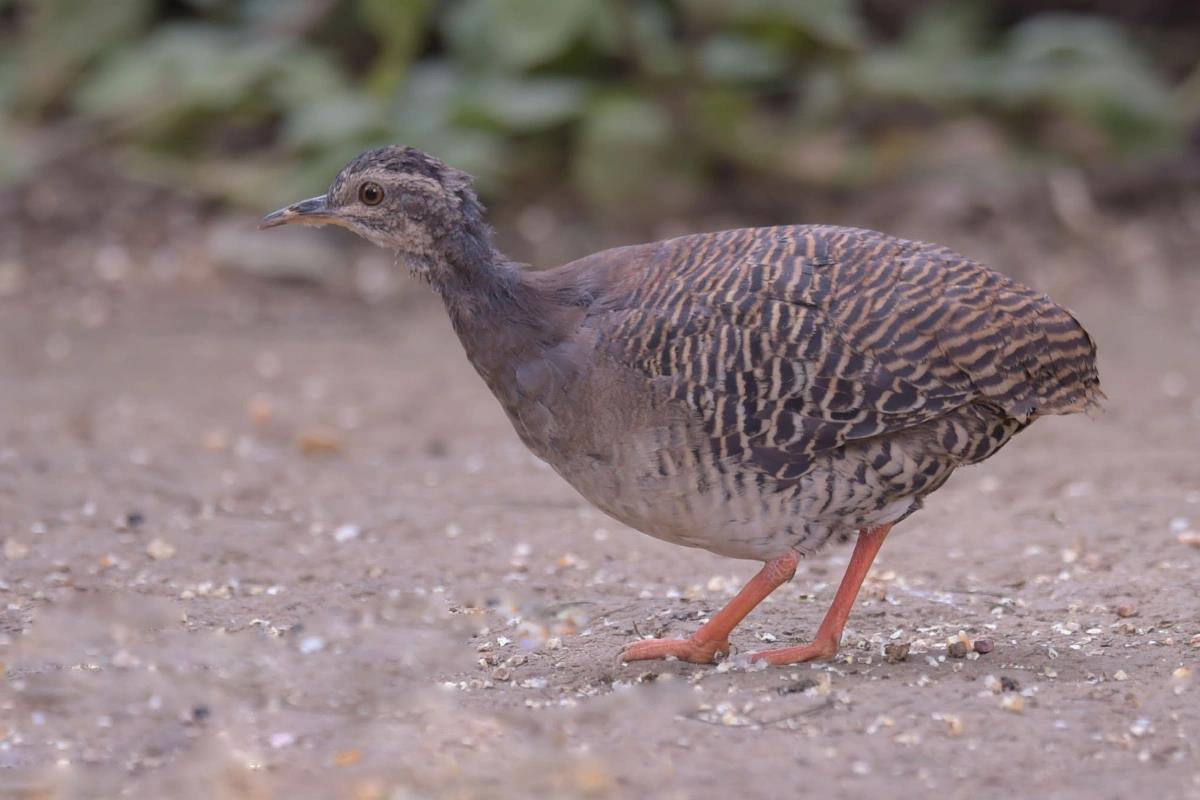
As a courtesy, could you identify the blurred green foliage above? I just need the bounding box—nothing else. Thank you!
[0,0,1195,214]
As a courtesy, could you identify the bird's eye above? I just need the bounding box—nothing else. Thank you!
[358,182,384,206]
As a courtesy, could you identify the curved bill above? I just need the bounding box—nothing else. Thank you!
[258,195,334,230]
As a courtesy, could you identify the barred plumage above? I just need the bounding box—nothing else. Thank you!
[506,224,1100,561]
[263,146,1102,666]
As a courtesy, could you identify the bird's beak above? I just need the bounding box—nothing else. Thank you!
[258,195,335,230]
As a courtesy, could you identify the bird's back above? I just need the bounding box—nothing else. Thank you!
[508,224,1101,558]
[577,224,1100,425]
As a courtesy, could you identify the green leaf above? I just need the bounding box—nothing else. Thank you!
[13,0,153,114]
[76,25,281,120]
[441,0,612,70]
[854,1,987,105]
[699,35,788,83]
[856,8,1182,160]
[777,0,864,49]
[439,0,499,68]
[460,77,587,132]
[993,15,1181,154]
[573,94,691,212]
[282,93,388,151]
[682,0,864,50]
[488,0,594,68]
[240,0,330,29]
[902,0,987,62]
[358,0,435,96]
[389,64,508,187]
[265,48,351,109]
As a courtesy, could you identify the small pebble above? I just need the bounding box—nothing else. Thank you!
[145,538,176,560]
[1161,372,1187,397]
[203,430,229,451]
[299,635,326,655]
[3,538,29,560]
[777,678,819,696]
[947,641,969,659]
[1113,670,1129,682]
[333,750,362,767]
[269,732,296,749]
[297,429,343,456]
[973,638,994,655]
[884,642,910,663]
[333,524,361,543]
[1000,694,1024,713]
[570,763,616,794]
[247,395,274,425]
[0,260,26,295]
[1000,676,1021,693]
[1115,606,1137,619]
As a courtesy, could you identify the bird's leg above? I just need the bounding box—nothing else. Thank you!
[620,550,800,665]
[749,523,892,666]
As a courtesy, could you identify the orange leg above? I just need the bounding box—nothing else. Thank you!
[620,549,800,664]
[749,523,892,665]
[620,523,894,666]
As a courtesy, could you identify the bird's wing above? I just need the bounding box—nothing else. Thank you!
[581,225,1099,480]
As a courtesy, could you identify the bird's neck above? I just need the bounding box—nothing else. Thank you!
[428,222,573,395]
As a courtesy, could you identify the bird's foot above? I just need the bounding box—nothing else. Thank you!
[747,635,839,666]
[619,636,731,665]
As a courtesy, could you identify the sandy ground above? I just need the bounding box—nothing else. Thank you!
[1,218,1199,800]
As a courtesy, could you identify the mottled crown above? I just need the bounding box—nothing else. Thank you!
[331,145,476,205]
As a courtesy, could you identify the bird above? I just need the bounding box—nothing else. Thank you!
[260,146,1101,666]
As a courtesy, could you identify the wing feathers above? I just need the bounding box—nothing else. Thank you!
[584,225,1100,481]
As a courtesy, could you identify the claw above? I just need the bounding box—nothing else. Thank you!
[747,635,839,666]
[620,637,731,665]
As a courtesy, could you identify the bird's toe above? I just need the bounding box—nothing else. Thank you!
[619,637,730,665]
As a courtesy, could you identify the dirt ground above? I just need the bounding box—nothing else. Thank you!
[1,200,1199,799]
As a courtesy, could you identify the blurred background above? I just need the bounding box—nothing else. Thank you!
[3,2,1200,798]
[1,0,1199,289]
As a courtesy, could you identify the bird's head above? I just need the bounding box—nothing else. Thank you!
[259,146,491,283]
